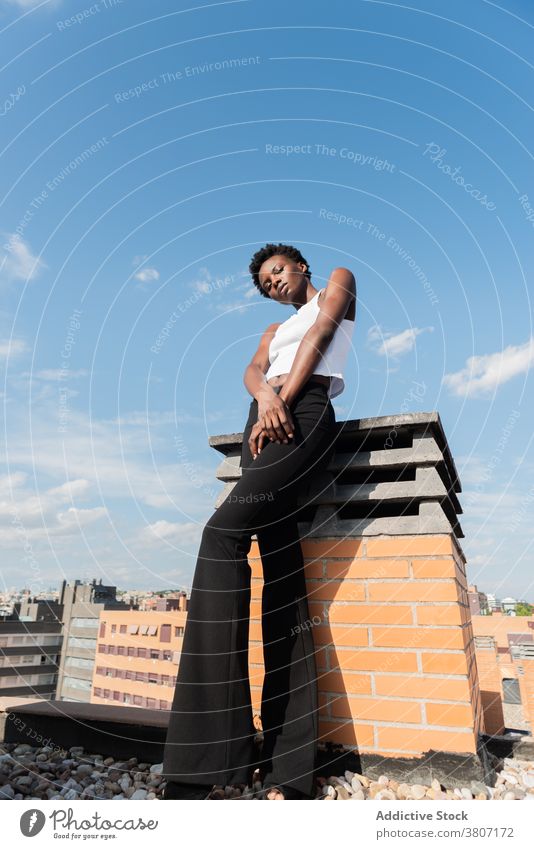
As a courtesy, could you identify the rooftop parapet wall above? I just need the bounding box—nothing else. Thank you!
[210,409,486,769]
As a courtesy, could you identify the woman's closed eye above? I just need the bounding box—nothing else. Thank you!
[264,267,282,290]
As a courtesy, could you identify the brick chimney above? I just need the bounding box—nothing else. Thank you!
[209,410,488,783]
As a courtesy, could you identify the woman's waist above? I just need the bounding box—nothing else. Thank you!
[267,373,332,389]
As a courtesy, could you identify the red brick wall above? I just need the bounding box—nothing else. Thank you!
[248,533,482,757]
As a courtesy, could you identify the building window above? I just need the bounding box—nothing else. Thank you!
[161,675,170,685]
[159,700,169,710]
[119,625,126,634]
[111,624,116,634]
[99,622,106,638]
[94,687,102,697]
[174,626,184,637]
[73,618,98,629]
[69,637,96,649]
[128,625,139,635]
[63,676,91,692]
[160,624,171,643]
[127,646,136,657]
[150,649,160,660]
[133,694,143,706]
[113,691,120,700]
[137,648,147,659]
[139,625,149,636]
[146,698,156,709]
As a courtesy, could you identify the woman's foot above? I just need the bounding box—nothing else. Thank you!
[262,783,311,800]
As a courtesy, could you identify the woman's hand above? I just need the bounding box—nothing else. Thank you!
[248,395,295,459]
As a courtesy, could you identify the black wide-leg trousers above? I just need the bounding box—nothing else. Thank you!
[162,379,337,798]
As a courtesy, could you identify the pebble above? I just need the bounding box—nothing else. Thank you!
[0,741,533,801]
[411,784,427,800]
[131,789,148,800]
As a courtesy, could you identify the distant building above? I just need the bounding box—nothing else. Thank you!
[467,584,489,616]
[14,599,63,623]
[55,579,132,703]
[91,608,188,710]
[501,597,517,616]
[472,612,534,735]
[0,620,62,699]
[486,593,501,612]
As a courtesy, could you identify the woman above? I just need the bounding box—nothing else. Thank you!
[162,243,356,800]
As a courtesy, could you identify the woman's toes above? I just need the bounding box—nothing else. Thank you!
[266,787,285,800]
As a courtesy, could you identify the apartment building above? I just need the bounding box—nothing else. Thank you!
[55,579,130,703]
[473,611,534,735]
[0,621,62,698]
[91,604,188,710]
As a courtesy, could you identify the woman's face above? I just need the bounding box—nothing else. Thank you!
[257,254,307,302]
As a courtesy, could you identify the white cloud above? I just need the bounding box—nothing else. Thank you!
[33,368,88,381]
[0,339,28,359]
[443,337,534,397]
[134,267,160,284]
[0,474,108,545]
[367,324,433,357]
[55,506,108,531]
[0,234,46,283]
[137,519,201,548]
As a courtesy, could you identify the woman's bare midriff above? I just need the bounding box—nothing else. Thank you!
[267,374,331,389]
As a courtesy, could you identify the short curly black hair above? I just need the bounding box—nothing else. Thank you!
[249,243,312,298]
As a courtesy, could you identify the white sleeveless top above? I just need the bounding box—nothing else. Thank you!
[265,290,355,399]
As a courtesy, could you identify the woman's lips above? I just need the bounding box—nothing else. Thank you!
[279,283,289,297]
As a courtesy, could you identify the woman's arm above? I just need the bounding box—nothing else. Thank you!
[243,322,281,402]
[243,321,296,458]
[279,267,356,408]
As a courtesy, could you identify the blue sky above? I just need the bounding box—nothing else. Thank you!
[1,0,533,599]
